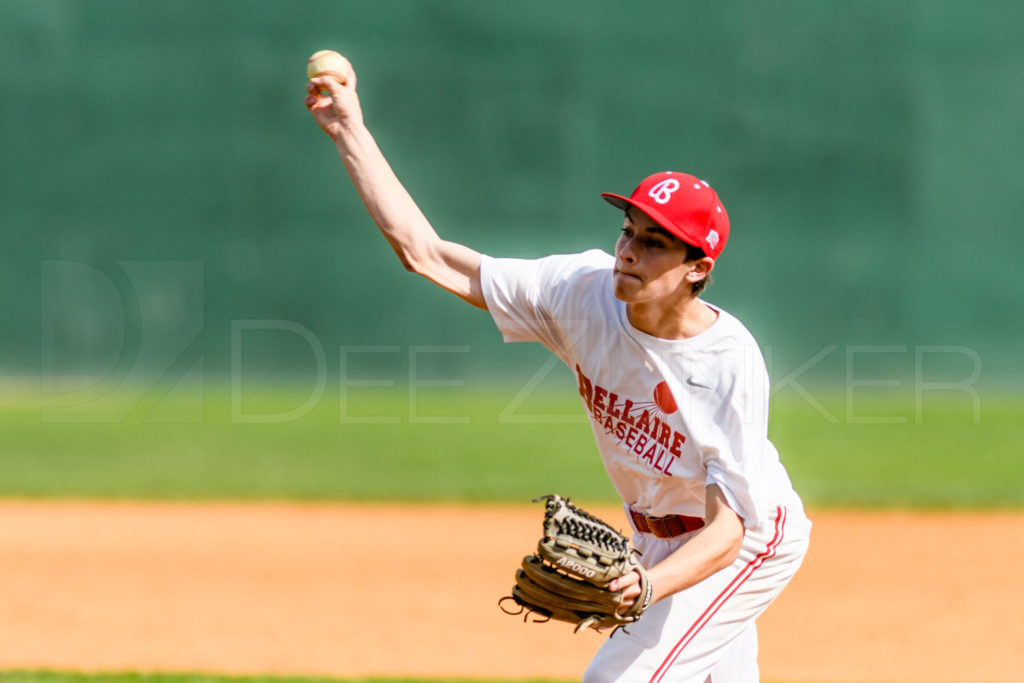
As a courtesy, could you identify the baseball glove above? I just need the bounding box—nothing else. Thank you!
[499,494,653,632]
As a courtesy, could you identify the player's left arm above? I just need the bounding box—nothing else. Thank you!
[610,484,744,607]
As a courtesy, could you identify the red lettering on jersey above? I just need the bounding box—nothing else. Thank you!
[658,422,671,448]
[640,439,657,464]
[644,441,660,461]
[653,447,671,474]
[576,365,593,412]
[621,399,636,425]
[607,393,622,419]
[670,431,686,457]
[574,367,686,478]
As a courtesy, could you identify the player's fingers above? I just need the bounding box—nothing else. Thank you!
[310,75,348,97]
[610,570,640,592]
[615,583,642,615]
[305,81,321,101]
[304,81,343,113]
[304,86,331,110]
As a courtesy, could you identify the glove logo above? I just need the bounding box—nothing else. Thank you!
[556,556,597,579]
[648,178,680,204]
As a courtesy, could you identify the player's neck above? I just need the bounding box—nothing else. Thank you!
[626,296,718,340]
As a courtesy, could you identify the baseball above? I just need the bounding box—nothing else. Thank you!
[306,49,354,87]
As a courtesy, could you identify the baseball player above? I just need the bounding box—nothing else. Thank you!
[306,60,811,682]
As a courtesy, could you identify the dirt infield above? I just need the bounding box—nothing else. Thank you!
[0,502,1020,682]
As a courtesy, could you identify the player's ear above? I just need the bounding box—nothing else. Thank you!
[686,257,715,284]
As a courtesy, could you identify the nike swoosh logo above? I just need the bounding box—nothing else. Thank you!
[686,377,711,389]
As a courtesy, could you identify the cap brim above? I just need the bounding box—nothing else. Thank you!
[601,192,701,249]
[601,192,632,212]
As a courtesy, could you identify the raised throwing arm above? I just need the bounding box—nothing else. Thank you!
[305,57,486,309]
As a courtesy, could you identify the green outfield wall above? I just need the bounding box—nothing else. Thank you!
[3,0,1022,401]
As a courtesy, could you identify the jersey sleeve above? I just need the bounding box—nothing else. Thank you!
[480,250,611,363]
[701,345,776,529]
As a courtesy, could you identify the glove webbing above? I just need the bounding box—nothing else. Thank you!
[540,495,630,553]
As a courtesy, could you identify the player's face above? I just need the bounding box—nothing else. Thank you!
[613,209,711,306]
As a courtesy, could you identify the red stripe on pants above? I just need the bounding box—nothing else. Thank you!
[649,506,788,683]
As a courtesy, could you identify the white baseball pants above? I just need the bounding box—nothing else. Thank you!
[583,505,811,683]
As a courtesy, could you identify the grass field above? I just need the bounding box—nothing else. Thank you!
[2,385,1018,683]
[0,675,433,683]
[0,674,811,683]
[3,384,1021,508]
[0,674,563,683]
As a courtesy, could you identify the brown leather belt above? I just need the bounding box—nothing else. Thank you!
[629,508,705,538]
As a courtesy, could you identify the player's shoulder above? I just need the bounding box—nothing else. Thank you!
[708,305,758,343]
[700,304,765,357]
[481,249,613,313]
[699,304,770,380]
[541,249,613,275]
[529,250,614,320]
[530,249,613,291]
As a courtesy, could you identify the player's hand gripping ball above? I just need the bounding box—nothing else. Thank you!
[306,50,355,91]
[305,50,361,136]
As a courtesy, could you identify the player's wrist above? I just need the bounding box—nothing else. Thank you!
[329,118,368,145]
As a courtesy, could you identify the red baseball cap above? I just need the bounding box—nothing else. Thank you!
[601,171,730,259]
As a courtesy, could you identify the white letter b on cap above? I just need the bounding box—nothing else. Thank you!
[649,179,680,204]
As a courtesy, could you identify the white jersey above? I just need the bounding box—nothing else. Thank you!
[481,249,803,529]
